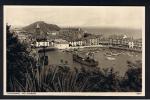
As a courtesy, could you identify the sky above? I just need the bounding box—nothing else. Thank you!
[4,6,145,29]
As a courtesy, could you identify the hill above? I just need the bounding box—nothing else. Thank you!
[22,21,60,33]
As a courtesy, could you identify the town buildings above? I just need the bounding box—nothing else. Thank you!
[68,34,142,50]
[53,39,69,49]
[13,23,142,51]
[59,27,85,41]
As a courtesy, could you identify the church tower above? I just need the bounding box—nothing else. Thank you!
[36,23,41,35]
[35,23,43,41]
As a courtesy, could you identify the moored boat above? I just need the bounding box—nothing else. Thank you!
[73,54,98,67]
[104,52,121,56]
[106,56,116,60]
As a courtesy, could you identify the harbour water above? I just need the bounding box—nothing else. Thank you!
[39,48,142,76]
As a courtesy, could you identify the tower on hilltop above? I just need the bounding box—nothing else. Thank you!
[36,23,41,35]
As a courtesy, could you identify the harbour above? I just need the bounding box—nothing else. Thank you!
[37,47,142,76]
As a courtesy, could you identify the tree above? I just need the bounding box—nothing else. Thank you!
[7,24,36,91]
[120,60,142,92]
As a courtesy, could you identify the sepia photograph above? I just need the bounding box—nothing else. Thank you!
[3,6,145,96]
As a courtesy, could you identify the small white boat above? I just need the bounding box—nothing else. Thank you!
[104,52,112,57]
[106,57,116,60]
[111,53,121,56]
[104,52,121,57]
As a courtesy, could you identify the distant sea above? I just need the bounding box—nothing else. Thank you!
[82,27,142,39]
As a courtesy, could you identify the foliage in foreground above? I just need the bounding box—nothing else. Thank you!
[8,63,142,92]
[7,24,36,91]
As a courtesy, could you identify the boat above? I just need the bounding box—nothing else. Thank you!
[104,52,121,56]
[73,54,98,67]
[111,52,121,56]
[106,57,116,60]
[104,52,112,57]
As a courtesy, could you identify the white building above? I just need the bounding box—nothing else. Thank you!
[128,41,134,48]
[36,41,50,47]
[54,43,69,49]
[47,31,59,36]
[54,39,69,49]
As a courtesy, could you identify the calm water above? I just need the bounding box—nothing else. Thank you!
[39,48,142,76]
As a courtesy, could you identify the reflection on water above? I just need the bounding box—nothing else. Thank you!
[39,49,142,76]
